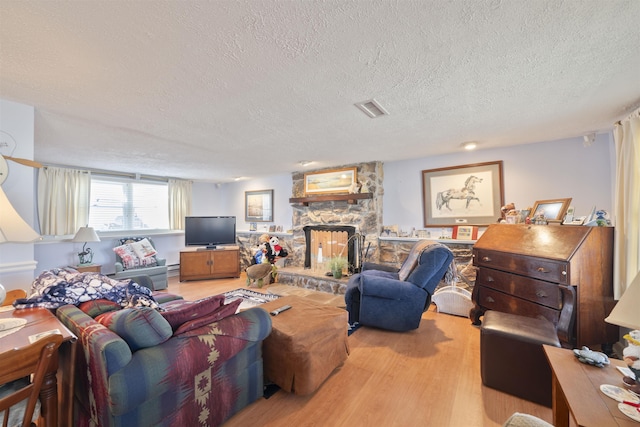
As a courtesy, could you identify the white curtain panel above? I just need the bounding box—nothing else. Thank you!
[37,167,91,236]
[168,179,192,230]
[613,107,640,299]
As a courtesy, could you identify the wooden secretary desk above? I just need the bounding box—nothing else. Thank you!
[471,224,618,348]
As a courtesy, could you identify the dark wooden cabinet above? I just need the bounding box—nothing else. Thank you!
[471,224,617,347]
[180,249,240,281]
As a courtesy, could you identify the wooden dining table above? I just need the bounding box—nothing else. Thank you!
[0,306,77,427]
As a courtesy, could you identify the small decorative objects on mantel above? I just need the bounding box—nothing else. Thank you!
[452,226,478,240]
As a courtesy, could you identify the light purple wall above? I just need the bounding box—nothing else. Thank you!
[382,134,614,232]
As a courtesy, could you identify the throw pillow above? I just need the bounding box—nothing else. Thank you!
[174,299,242,336]
[160,295,225,331]
[95,307,172,352]
[113,243,158,270]
[113,244,138,270]
[130,238,157,259]
[78,299,121,318]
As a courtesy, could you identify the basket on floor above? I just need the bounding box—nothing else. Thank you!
[431,282,473,318]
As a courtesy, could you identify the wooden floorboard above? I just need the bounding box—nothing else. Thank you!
[163,275,552,427]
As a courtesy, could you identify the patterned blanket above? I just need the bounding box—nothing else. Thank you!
[14,268,159,310]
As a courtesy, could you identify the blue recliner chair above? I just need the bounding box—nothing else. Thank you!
[345,240,454,332]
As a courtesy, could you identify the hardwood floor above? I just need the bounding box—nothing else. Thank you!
[162,275,552,427]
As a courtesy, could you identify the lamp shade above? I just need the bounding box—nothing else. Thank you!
[72,226,101,243]
[605,272,640,330]
[0,186,40,243]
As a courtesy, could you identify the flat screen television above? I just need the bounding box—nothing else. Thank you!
[185,216,236,249]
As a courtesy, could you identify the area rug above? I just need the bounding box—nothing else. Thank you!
[223,288,280,311]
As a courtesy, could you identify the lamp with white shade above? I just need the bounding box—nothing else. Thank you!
[72,226,101,265]
[605,271,640,394]
[0,186,40,305]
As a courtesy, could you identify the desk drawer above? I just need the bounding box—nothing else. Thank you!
[476,268,562,309]
[474,249,568,284]
[477,287,560,325]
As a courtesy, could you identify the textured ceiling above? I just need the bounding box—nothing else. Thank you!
[1,0,639,182]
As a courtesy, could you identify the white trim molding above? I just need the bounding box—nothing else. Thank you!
[0,260,38,274]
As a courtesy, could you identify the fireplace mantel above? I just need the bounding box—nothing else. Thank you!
[289,193,373,206]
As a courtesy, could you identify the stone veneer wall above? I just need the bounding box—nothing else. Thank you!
[236,232,294,270]
[379,239,477,289]
[289,161,384,268]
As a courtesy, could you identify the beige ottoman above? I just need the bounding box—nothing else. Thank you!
[260,295,350,395]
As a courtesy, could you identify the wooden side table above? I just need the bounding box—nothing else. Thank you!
[543,344,637,427]
[74,264,101,273]
[0,307,77,427]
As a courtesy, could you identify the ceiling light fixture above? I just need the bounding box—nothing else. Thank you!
[462,141,478,150]
[299,161,313,167]
[354,99,389,118]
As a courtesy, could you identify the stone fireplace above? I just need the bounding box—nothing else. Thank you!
[288,161,384,271]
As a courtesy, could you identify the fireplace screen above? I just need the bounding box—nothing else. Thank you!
[303,225,360,274]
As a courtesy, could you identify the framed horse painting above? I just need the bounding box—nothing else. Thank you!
[422,161,504,227]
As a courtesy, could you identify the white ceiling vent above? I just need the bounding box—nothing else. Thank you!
[355,99,389,118]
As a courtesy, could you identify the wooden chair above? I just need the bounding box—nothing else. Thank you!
[1,289,27,307]
[0,334,63,427]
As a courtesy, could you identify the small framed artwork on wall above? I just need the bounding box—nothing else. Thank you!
[245,189,274,222]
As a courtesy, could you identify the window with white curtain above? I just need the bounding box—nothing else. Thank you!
[88,177,169,232]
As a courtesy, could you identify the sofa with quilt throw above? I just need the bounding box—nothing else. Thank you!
[113,237,168,290]
[56,294,272,427]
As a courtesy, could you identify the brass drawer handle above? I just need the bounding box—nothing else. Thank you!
[536,290,547,298]
[485,296,495,303]
[537,267,549,273]
[486,276,495,282]
[482,256,492,262]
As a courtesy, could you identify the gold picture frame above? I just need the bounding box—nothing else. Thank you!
[530,198,572,221]
[304,167,357,195]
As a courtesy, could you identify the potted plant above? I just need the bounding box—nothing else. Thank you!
[329,256,347,279]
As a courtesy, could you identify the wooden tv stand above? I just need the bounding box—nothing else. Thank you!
[179,248,240,281]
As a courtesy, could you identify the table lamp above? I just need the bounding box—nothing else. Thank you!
[0,186,41,305]
[605,271,640,394]
[72,226,101,265]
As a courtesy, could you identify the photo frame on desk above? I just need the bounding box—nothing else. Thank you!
[422,161,504,227]
[245,189,274,222]
[530,198,572,221]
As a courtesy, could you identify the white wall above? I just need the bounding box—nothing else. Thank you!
[383,133,615,232]
[30,131,616,280]
[191,174,293,229]
[0,99,38,290]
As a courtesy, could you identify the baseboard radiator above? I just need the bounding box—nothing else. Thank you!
[167,264,180,278]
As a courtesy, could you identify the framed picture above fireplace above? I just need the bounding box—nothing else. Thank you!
[304,167,357,195]
[421,161,504,227]
[245,189,274,222]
